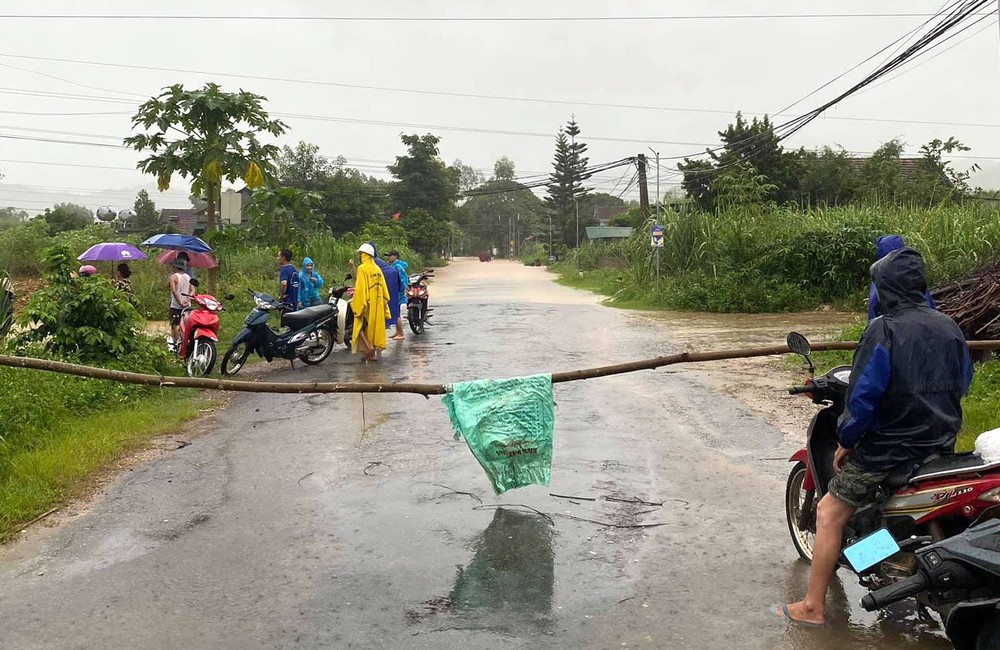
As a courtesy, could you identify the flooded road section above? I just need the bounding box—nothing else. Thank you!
[0,260,946,649]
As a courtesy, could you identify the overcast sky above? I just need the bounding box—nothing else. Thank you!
[0,0,998,214]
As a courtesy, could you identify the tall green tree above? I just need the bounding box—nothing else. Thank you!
[244,187,325,243]
[453,159,485,194]
[457,157,547,255]
[124,83,286,234]
[858,139,906,205]
[678,112,801,211]
[41,203,91,235]
[132,189,161,232]
[276,141,391,236]
[545,118,591,247]
[796,146,858,207]
[388,134,459,217]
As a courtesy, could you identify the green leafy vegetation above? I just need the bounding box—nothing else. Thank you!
[554,204,1000,313]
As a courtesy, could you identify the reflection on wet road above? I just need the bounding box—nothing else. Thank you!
[0,259,948,649]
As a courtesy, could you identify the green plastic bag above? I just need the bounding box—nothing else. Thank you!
[443,374,554,494]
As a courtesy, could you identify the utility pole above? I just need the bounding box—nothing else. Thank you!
[548,214,552,258]
[572,129,580,268]
[637,153,650,217]
[648,147,660,214]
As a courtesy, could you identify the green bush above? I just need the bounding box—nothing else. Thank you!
[16,245,156,362]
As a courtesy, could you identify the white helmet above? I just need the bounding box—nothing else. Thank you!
[357,243,375,256]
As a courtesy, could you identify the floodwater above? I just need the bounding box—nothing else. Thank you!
[0,259,946,649]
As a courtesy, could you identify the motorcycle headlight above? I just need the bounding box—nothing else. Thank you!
[979,487,1000,503]
[204,299,219,311]
[254,297,270,310]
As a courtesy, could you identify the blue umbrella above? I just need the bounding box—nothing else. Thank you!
[141,233,213,253]
[77,242,148,262]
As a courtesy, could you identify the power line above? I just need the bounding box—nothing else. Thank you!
[3,52,998,131]
[0,12,993,21]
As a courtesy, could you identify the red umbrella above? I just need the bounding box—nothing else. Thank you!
[155,250,218,268]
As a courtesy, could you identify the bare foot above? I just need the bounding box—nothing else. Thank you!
[774,601,825,627]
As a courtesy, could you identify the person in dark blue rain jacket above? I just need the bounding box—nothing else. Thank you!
[779,247,972,628]
[867,234,935,320]
[365,242,400,329]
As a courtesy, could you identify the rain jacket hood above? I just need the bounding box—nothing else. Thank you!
[875,234,905,259]
[298,257,324,307]
[839,246,972,471]
[871,248,929,314]
[867,234,935,320]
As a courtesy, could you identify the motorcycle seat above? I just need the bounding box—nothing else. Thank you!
[281,304,334,329]
[908,452,1000,484]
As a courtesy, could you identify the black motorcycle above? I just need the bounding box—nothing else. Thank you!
[405,270,433,335]
[220,290,340,376]
[862,519,1000,650]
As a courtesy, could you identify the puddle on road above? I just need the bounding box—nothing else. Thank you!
[412,508,555,634]
[769,562,949,649]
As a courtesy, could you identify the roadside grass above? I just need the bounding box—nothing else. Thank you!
[553,203,1000,314]
[0,390,202,541]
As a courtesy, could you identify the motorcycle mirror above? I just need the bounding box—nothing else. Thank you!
[786,331,815,375]
[344,273,353,281]
[223,294,236,301]
[189,277,200,288]
[786,331,811,356]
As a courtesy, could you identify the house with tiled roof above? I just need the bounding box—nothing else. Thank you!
[592,205,628,226]
[158,208,207,235]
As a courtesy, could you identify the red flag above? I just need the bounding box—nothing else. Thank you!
[391,212,401,221]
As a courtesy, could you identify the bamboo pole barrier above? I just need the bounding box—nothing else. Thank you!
[2,340,999,396]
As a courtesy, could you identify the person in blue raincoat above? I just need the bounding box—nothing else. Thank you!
[368,242,400,329]
[298,256,324,308]
[386,250,409,340]
[868,234,935,320]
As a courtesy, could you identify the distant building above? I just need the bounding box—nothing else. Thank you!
[846,157,950,184]
[159,189,252,235]
[592,205,628,227]
[158,208,206,235]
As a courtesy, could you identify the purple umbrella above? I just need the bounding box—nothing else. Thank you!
[77,242,148,262]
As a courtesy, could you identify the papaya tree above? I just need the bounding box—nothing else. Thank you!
[124,83,286,236]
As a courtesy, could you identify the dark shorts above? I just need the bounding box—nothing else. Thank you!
[827,460,890,509]
[169,307,183,327]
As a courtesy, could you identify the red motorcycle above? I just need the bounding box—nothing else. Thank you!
[405,270,434,335]
[169,290,224,377]
[784,332,1000,619]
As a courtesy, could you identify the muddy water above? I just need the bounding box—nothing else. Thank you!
[0,259,947,649]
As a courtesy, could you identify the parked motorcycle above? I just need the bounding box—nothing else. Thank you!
[325,274,353,349]
[405,270,434,335]
[784,332,1000,622]
[220,289,337,376]
[167,285,225,378]
[862,519,1000,650]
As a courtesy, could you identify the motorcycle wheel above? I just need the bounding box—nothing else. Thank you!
[186,337,216,378]
[408,305,424,335]
[300,327,334,365]
[221,340,250,376]
[977,614,1000,650]
[786,461,816,563]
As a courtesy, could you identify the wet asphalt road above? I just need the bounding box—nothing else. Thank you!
[0,259,949,649]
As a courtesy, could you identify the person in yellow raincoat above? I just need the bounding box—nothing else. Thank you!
[350,243,390,361]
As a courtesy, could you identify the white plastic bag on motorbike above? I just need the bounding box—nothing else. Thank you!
[975,428,1000,462]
